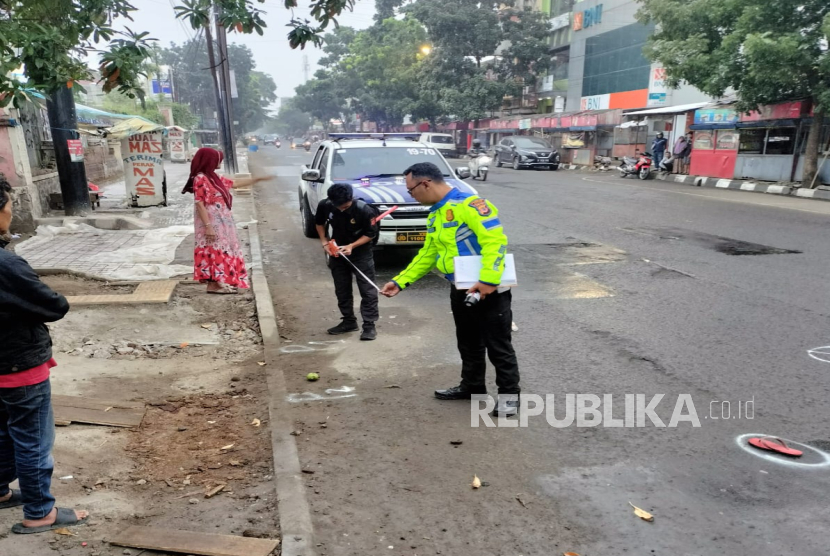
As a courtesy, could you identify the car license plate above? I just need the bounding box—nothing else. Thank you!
[396,232,426,243]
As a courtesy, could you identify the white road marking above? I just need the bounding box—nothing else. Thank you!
[287,385,357,403]
[280,340,346,354]
[807,346,830,364]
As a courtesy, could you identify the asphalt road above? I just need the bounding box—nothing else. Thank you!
[252,145,830,556]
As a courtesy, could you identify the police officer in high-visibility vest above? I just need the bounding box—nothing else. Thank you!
[380,162,520,416]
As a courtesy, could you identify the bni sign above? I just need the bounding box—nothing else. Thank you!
[573,4,603,31]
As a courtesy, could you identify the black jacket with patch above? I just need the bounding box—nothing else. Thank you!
[0,240,69,375]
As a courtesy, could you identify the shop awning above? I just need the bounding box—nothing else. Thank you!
[617,120,648,128]
[624,102,709,116]
[689,123,737,130]
[106,118,166,139]
[736,119,798,129]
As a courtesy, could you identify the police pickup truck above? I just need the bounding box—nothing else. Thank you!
[298,133,476,246]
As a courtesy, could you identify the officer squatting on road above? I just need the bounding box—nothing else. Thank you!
[316,183,380,341]
[380,163,521,416]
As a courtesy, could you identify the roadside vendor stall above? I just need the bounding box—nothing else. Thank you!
[166,125,193,163]
[108,118,167,207]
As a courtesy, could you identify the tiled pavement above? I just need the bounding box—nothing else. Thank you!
[16,158,254,281]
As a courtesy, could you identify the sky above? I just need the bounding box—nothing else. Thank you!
[123,0,378,108]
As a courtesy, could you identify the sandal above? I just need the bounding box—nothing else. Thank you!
[12,507,89,535]
[207,286,237,295]
[0,489,23,510]
[748,436,803,457]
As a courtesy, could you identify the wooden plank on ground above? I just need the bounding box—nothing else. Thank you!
[66,280,178,306]
[52,395,146,428]
[109,525,280,556]
[52,395,144,411]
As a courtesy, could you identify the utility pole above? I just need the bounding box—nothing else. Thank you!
[47,85,91,215]
[215,7,238,174]
[204,20,229,158]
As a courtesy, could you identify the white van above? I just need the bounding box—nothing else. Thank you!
[418,133,458,158]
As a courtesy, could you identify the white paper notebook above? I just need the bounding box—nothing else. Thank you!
[453,254,517,289]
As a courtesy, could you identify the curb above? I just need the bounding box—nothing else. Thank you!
[564,162,828,200]
[247,215,316,555]
[794,187,830,200]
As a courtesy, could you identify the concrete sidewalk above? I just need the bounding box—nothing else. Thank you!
[11,158,256,281]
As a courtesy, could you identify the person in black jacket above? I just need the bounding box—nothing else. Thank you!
[0,177,89,534]
[315,183,379,340]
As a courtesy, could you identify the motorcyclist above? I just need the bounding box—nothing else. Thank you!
[468,138,486,157]
[651,132,668,169]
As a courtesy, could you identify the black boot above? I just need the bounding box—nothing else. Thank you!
[434,385,487,400]
[327,320,359,335]
[360,324,377,341]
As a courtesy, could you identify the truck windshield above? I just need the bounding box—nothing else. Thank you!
[331,147,454,180]
[429,136,454,144]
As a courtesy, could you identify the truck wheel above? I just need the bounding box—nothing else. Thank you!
[301,194,317,238]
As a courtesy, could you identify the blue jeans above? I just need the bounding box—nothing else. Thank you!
[653,150,664,169]
[0,378,56,519]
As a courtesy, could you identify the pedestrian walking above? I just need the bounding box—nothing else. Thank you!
[380,163,520,416]
[651,132,668,169]
[0,177,89,534]
[182,147,249,294]
[316,183,379,341]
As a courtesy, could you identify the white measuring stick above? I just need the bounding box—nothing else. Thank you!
[338,252,382,292]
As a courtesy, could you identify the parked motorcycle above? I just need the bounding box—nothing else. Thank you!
[619,152,654,180]
[468,153,492,181]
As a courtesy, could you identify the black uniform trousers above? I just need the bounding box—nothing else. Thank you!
[450,287,520,395]
[330,249,379,326]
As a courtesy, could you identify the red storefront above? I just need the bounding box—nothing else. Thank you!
[689,107,739,179]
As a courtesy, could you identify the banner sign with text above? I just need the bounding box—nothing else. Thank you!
[122,131,165,207]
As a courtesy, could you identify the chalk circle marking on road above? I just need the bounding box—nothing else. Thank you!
[279,340,346,354]
[735,433,830,469]
[807,346,830,364]
[287,385,356,404]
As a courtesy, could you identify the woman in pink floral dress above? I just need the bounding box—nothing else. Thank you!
[182,148,249,293]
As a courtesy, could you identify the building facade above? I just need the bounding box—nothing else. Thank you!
[535,0,709,115]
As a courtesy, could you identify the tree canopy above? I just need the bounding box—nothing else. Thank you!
[0,0,356,107]
[159,39,277,133]
[637,0,830,185]
[293,2,551,129]
[268,98,312,136]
